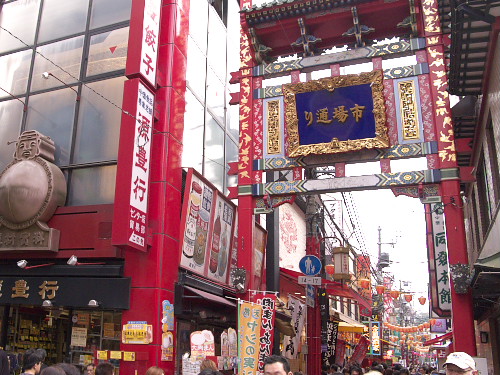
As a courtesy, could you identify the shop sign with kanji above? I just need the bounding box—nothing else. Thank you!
[126,0,161,88]
[238,302,262,375]
[283,70,388,157]
[431,203,452,311]
[112,79,154,252]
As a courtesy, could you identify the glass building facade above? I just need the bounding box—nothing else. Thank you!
[0,0,239,203]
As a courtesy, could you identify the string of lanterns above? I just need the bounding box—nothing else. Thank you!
[367,283,427,305]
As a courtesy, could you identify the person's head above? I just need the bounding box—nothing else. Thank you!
[23,349,44,373]
[197,371,222,375]
[200,360,217,372]
[35,350,47,362]
[55,363,80,375]
[84,364,96,375]
[332,364,339,372]
[263,355,292,375]
[146,366,165,375]
[95,362,115,375]
[351,367,362,375]
[400,368,410,375]
[40,366,65,375]
[444,352,477,375]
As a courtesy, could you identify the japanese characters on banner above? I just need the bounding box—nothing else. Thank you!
[426,202,452,316]
[282,297,306,359]
[250,292,277,373]
[112,79,154,252]
[126,0,161,88]
[179,169,236,286]
[348,335,370,365]
[322,321,339,368]
[238,302,262,375]
[190,330,215,360]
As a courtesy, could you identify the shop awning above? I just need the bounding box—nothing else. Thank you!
[184,286,236,307]
[337,321,367,333]
[423,331,453,346]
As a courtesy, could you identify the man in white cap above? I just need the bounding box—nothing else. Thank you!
[443,352,477,374]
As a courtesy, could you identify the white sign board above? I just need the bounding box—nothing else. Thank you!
[298,276,321,285]
[70,327,87,347]
[128,82,154,248]
[140,0,161,87]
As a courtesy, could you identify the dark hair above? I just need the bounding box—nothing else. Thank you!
[41,366,66,375]
[56,363,80,375]
[23,349,44,370]
[36,349,47,361]
[198,371,222,375]
[399,369,410,375]
[0,350,9,375]
[263,355,290,373]
[332,364,339,371]
[95,362,115,375]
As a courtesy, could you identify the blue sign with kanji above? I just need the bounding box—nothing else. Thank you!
[296,83,376,145]
[299,255,322,276]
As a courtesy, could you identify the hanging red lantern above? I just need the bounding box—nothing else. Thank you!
[359,278,370,289]
[325,264,335,275]
[390,290,400,299]
[404,294,413,302]
[376,285,386,294]
[418,296,426,305]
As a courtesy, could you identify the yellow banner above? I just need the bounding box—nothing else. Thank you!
[238,302,262,375]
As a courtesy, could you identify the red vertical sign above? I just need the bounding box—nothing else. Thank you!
[126,0,161,88]
[112,79,154,252]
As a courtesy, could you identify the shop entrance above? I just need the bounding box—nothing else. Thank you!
[0,305,122,372]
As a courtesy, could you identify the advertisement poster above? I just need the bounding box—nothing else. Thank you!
[191,330,215,360]
[179,169,236,286]
[251,292,277,373]
[122,322,152,344]
[206,193,235,284]
[70,327,87,347]
[282,297,306,359]
[238,302,262,375]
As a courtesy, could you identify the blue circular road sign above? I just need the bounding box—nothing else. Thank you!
[299,255,322,276]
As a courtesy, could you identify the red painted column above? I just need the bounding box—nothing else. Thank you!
[120,0,189,372]
[425,39,476,355]
[418,0,476,354]
[237,12,257,297]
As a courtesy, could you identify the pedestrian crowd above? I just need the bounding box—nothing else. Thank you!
[260,352,477,375]
[0,347,477,375]
[0,347,167,375]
